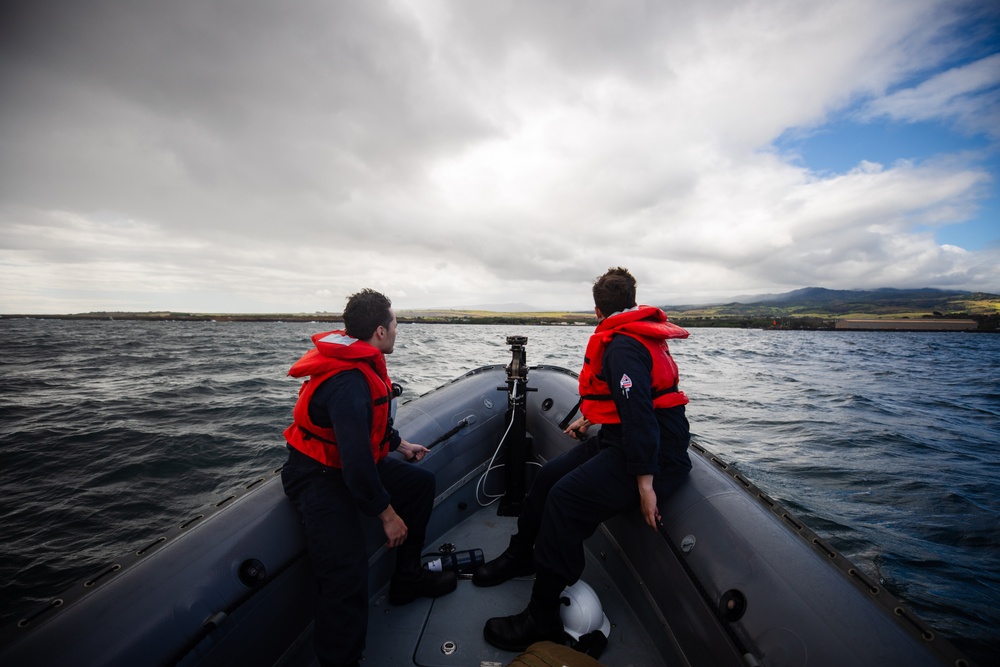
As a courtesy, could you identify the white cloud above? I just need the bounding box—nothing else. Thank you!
[862,53,1000,137]
[0,0,997,313]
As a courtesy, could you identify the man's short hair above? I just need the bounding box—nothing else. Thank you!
[343,288,393,340]
[593,267,637,315]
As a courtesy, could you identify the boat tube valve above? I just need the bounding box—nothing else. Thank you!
[498,335,536,516]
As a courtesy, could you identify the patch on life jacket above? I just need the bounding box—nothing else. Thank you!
[318,332,358,346]
[619,374,632,398]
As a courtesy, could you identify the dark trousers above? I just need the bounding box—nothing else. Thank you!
[281,446,435,667]
[515,437,690,585]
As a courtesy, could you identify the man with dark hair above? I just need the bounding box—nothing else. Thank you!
[478,267,692,651]
[282,288,456,667]
[342,287,394,340]
[591,266,637,315]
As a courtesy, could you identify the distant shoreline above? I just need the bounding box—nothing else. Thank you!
[2,311,996,331]
[3,287,996,330]
[0,311,597,326]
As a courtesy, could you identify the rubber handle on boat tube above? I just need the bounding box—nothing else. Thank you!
[559,398,583,430]
[425,416,474,450]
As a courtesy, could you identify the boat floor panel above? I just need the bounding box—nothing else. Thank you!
[362,508,670,667]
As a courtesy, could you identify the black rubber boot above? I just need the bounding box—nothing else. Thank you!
[482,568,566,651]
[472,534,535,587]
[389,542,457,605]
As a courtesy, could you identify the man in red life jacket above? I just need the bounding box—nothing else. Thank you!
[281,289,456,667]
[477,267,692,651]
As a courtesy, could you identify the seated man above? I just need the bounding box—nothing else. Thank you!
[282,288,456,667]
[476,267,692,651]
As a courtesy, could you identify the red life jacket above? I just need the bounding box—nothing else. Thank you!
[579,305,689,425]
[283,330,393,468]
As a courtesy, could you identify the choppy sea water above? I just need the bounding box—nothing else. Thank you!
[0,319,997,663]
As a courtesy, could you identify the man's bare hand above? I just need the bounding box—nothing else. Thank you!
[379,505,408,547]
[563,416,591,440]
[638,475,660,529]
[398,440,429,462]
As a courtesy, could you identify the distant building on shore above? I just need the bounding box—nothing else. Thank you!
[835,319,978,331]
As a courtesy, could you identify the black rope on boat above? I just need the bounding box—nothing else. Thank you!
[425,418,471,450]
[166,549,309,667]
[558,398,582,430]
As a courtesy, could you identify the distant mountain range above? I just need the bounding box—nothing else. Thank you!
[726,287,973,305]
[662,287,999,316]
[434,287,999,318]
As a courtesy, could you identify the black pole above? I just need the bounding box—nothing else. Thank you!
[497,335,535,517]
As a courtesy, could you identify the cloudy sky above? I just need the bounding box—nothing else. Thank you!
[1,0,998,314]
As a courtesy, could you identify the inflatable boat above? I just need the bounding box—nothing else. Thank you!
[0,336,972,666]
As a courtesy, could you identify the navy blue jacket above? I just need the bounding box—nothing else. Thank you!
[597,335,691,477]
[308,370,402,516]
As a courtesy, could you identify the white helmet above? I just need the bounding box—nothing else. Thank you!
[560,580,611,642]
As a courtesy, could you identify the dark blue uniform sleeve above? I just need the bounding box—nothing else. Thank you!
[603,336,661,476]
[312,370,392,516]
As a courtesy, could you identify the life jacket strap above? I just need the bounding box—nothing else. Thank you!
[298,424,335,444]
[581,382,678,402]
[655,381,679,397]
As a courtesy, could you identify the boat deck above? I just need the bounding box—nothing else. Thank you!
[281,505,673,667]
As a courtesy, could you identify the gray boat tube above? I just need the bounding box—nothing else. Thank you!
[0,364,513,667]
[0,359,972,667]
[521,363,971,667]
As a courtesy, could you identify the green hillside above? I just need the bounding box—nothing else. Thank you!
[663,288,999,331]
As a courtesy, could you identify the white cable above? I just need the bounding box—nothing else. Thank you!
[476,381,517,505]
[475,380,540,506]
